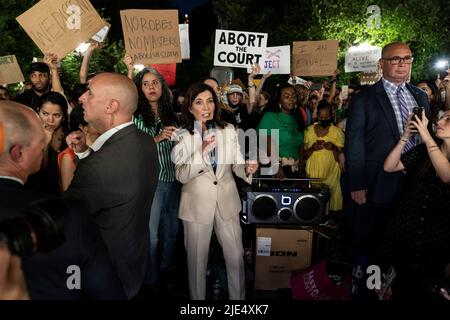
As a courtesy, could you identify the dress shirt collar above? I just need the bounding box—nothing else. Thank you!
[90,122,134,152]
[382,77,406,94]
[0,175,24,185]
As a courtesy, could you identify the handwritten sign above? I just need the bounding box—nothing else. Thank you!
[345,45,381,72]
[292,40,339,76]
[214,29,268,69]
[120,9,181,65]
[179,24,190,60]
[0,55,25,84]
[16,0,105,59]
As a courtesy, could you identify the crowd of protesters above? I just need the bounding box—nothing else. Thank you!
[0,40,449,301]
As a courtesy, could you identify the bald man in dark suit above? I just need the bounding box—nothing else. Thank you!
[65,73,159,299]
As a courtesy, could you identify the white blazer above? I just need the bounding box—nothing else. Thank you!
[173,124,252,225]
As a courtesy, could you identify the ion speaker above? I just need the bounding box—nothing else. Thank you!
[245,188,329,225]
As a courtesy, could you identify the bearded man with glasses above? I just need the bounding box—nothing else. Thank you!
[344,42,431,299]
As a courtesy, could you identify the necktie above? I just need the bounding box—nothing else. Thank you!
[396,87,414,153]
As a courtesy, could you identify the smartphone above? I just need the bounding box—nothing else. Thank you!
[341,85,349,100]
[310,83,323,91]
[316,139,325,145]
[412,106,424,120]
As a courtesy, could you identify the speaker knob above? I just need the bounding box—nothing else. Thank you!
[278,208,293,221]
[252,195,277,220]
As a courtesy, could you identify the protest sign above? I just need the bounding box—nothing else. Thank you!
[345,45,381,72]
[91,20,111,43]
[179,24,190,60]
[292,40,339,76]
[16,0,105,59]
[120,9,181,65]
[0,55,25,84]
[214,29,268,69]
[248,45,290,74]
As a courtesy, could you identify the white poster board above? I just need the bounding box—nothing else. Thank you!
[249,45,290,75]
[179,24,190,60]
[345,45,382,72]
[214,29,268,69]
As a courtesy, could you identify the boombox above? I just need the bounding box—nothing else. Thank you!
[242,180,330,226]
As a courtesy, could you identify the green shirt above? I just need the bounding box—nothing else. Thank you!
[257,111,304,160]
[133,115,176,182]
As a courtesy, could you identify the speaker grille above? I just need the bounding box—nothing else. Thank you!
[294,195,321,223]
[278,208,293,221]
[252,195,277,220]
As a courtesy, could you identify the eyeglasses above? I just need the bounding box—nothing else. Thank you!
[382,56,414,65]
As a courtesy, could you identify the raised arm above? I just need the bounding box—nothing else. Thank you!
[246,64,260,113]
[44,53,64,95]
[255,71,271,104]
[80,42,103,84]
[412,112,450,183]
[123,54,134,80]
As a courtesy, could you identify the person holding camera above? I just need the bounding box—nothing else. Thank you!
[378,109,450,299]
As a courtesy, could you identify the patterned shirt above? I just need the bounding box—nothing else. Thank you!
[133,115,176,182]
[382,78,421,146]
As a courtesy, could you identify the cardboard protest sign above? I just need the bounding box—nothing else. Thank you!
[0,55,25,84]
[16,0,106,59]
[292,40,339,76]
[345,45,381,72]
[248,45,290,75]
[120,9,181,65]
[179,24,190,60]
[214,29,268,69]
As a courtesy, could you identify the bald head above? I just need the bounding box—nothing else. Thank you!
[92,73,138,114]
[382,42,411,58]
[0,101,42,158]
[80,73,139,132]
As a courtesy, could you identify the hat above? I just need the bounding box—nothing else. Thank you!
[226,84,243,95]
[28,62,49,75]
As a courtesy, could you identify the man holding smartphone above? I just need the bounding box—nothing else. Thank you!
[345,41,431,299]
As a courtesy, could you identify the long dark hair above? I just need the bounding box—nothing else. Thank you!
[37,91,69,133]
[267,82,305,131]
[181,83,226,134]
[133,67,177,129]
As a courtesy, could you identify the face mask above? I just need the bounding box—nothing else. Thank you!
[319,119,332,128]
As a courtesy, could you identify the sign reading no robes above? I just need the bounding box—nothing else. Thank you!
[16,0,106,59]
[120,9,181,65]
[214,30,268,69]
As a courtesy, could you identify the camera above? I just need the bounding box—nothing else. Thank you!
[0,198,67,258]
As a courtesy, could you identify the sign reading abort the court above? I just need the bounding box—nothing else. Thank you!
[120,9,181,65]
[214,29,268,69]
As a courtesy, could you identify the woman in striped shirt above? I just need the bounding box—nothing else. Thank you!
[133,67,181,288]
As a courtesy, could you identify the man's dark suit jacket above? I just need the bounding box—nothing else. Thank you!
[345,80,430,204]
[0,178,125,299]
[65,124,159,299]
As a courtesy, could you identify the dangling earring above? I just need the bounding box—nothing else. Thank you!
[279,103,282,110]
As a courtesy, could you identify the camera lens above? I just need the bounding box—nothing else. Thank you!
[0,198,67,257]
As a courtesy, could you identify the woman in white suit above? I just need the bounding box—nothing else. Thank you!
[173,83,258,300]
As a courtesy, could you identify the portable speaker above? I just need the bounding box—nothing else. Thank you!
[244,187,329,225]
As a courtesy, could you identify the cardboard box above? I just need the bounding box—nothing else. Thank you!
[254,227,313,291]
